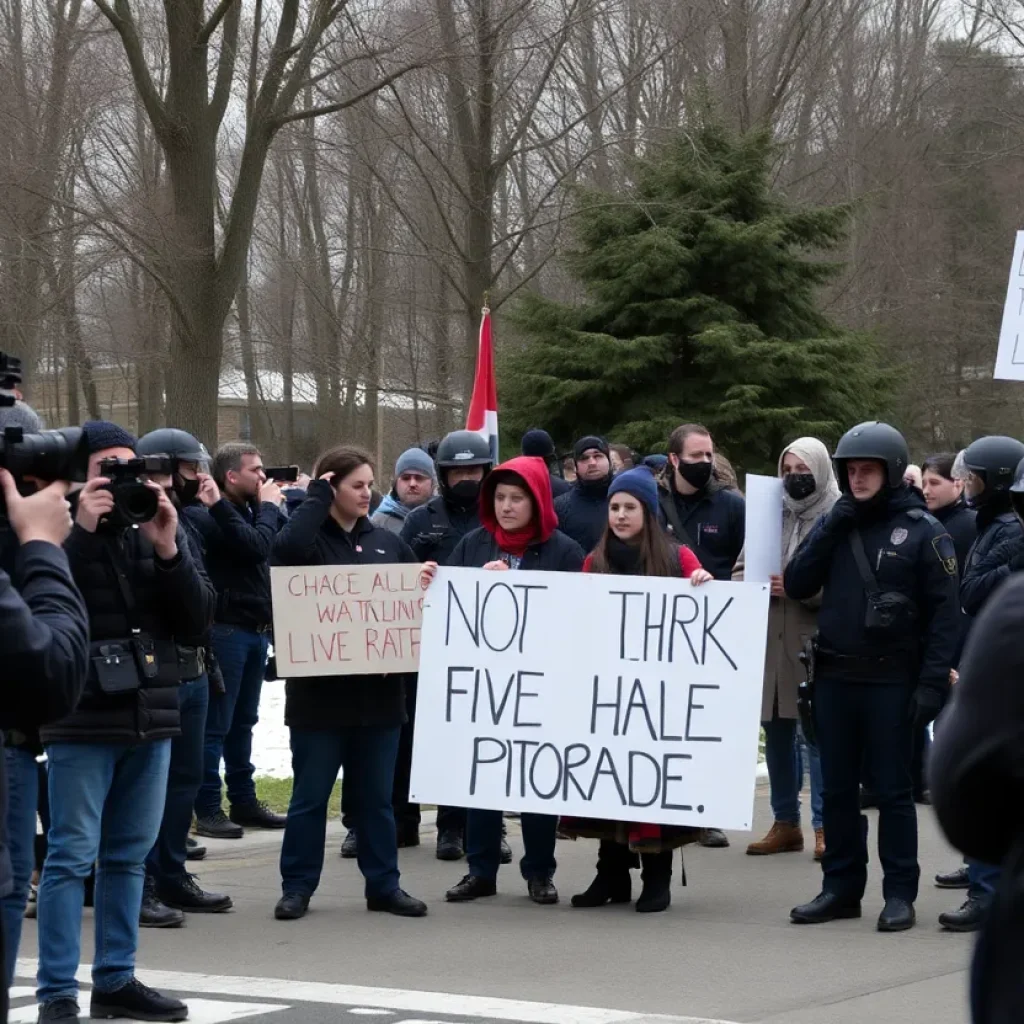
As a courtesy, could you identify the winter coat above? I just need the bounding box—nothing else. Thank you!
[657,473,745,580]
[554,476,611,555]
[549,472,571,498]
[932,497,976,666]
[271,480,419,730]
[371,492,411,535]
[959,498,1023,618]
[734,437,840,721]
[42,523,216,745]
[400,496,480,565]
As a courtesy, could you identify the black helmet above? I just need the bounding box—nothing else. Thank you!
[963,436,1024,495]
[833,421,909,490]
[435,430,492,469]
[137,428,208,467]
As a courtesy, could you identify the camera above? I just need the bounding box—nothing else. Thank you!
[98,456,172,527]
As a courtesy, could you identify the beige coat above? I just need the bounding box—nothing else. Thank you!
[733,438,840,722]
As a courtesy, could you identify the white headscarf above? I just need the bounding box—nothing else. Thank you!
[779,437,841,565]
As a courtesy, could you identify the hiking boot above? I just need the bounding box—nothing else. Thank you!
[90,978,187,1022]
[746,821,804,855]
[157,874,232,913]
[813,828,825,862]
[527,875,558,905]
[195,810,243,840]
[229,801,286,829]
[436,828,465,861]
[140,877,185,929]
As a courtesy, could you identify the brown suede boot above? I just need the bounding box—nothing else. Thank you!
[813,828,825,862]
[745,821,804,855]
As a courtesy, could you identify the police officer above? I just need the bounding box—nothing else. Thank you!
[785,422,960,932]
[396,430,493,861]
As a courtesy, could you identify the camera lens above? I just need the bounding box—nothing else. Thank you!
[114,482,159,525]
[0,427,89,482]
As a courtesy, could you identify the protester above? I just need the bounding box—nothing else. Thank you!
[371,448,436,534]
[187,443,287,839]
[521,428,571,497]
[271,446,427,921]
[658,424,744,849]
[554,436,614,553]
[642,454,668,473]
[785,422,959,933]
[608,443,634,475]
[136,429,232,926]
[559,467,711,912]
[36,421,215,1023]
[737,438,835,862]
[936,435,1024,932]
[398,430,493,862]
[438,455,584,905]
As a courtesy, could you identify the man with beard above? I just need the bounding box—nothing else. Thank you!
[371,448,436,534]
[554,437,614,555]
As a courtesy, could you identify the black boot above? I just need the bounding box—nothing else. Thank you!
[571,840,636,908]
[636,852,672,913]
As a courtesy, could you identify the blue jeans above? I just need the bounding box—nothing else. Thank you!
[967,859,1000,899]
[2,747,40,985]
[763,716,823,830]
[467,810,557,883]
[37,740,171,1002]
[196,625,268,816]
[280,727,401,900]
[147,677,209,884]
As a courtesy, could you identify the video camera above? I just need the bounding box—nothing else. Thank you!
[98,456,173,528]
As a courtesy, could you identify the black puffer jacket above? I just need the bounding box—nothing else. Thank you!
[960,499,1023,618]
[271,480,418,730]
[401,496,481,565]
[41,523,216,745]
[554,476,611,555]
[449,526,584,573]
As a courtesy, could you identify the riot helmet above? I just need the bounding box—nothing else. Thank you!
[833,421,909,492]
[962,435,1024,506]
[435,430,492,511]
[137,427,209,505]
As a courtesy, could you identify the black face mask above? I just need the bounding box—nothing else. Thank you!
[677,460,713,490]
[447,479,481,508]
[784,473,816,501]
[175,476,201,506]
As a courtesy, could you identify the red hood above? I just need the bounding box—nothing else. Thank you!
[480,455,558,545]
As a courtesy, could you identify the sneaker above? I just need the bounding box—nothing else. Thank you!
[157,874,233,913]
[445,874,497,902]
[90,978,187,1022]
[939,895,990,932]
[185,838,206,862]
[229,801,286,829]
[340,828,358,859]
[25,881,38,919]
[195,810,243,840]
[140,877,185,929]
[527,875,559,905]
[367,888,428,917]
[274,892,310,920]
[37,997,80,1024]
[699,828,730,848]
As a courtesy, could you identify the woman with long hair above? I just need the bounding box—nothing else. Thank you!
[561,467,712,913]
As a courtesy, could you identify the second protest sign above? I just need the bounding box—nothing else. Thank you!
[410,568,770,830]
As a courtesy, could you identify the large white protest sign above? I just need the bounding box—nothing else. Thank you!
[743,474,783,583]
[994,230,1024,381]
[270,564,425,677]
[410,569,770,829]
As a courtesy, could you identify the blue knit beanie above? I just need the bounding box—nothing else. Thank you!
[81,420,137,455]
[395,446,436,480]
[521,428,556,458]
[608,466,659,520]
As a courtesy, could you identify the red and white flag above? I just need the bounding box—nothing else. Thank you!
[465,305,499,462]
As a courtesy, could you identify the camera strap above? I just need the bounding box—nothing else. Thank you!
[848,530,880,596]
[105,538,141,634]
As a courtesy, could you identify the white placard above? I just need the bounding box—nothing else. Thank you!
[994,230,1024,381]
[270,564,424,677]
[742,474,784,583]
[410,568,770,829]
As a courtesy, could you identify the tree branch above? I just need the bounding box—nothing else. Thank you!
[197,0,237,46]
[209,0,242,129]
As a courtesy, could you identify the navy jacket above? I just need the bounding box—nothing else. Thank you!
[0,540,90,899]
[784,486,960,704]
[658,476,745,580]
[449,526,585,573]
[400,496,480,566]
[554,477,611,556]
[960,500,1023,618]
[271,480,418,730]
[549,473,571,498]
[933,498,975,666]
[183,497,285,630]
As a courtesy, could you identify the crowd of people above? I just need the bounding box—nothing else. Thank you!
[1,384,1022,1024]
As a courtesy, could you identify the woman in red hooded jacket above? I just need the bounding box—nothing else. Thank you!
[428,456,584,905]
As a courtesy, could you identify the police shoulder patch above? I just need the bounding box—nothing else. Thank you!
[930,532,958,576]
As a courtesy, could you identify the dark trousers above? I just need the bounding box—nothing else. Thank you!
[147,676,209,885]
[196,625,268,817]
[911,722,931,797]
[281,727,401,899]
[467,810,557,883]
[1,746,39,986]
[815,678,919,903]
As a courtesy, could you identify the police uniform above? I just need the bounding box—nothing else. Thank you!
[784,422,960,932]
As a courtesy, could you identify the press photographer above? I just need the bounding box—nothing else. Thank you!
[35,421,215,1024]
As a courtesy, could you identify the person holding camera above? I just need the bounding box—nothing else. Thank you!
[184,443,287,839]
[784,422,960,933]
[35,421,215,1024]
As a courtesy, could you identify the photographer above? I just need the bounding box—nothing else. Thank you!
[184,443,286,839]
[35,421,215,1024]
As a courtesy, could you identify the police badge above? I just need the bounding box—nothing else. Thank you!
[890,527,908,546]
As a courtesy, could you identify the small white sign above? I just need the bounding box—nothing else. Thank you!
[994,230,1024,381]
[742,474,784,583]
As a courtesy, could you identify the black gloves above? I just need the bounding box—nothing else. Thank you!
[826,493,858,532]
[909,687,943,732]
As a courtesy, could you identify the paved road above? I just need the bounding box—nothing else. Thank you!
[16,791,973,1024]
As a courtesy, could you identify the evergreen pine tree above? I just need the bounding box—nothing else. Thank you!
[502,123,888,471]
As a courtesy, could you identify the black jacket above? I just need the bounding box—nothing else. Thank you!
[784,486,960,705]
[41,523,216,745]
[549,472,571,498]
[0,541,90,900]
[271,480,418,730]
[960,499,1023,618]
[449,526,585,573]
[554,477,611,555]
[400,496,480,565]
[933,498,976,667]
[658,476,745,580]
[183,497,285,630]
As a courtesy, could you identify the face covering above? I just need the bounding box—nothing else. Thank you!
[784,473,816,501]
[175,475,201,506]
[447,479,482,507]
[677,460,713,490]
